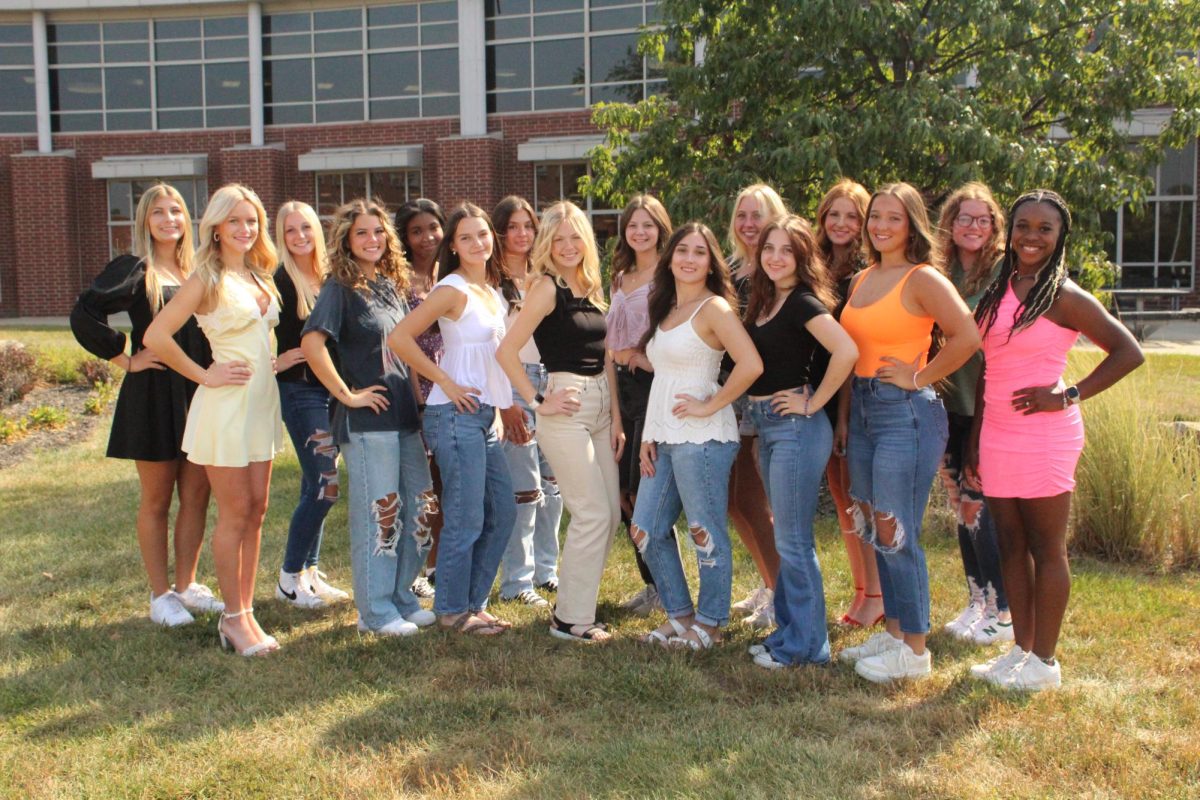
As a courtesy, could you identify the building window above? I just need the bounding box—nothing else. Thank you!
[0,23,36,134]
[314,170,423,218]
[532,161,618,250]
[107,178,208,258]
[47,18,249,133]
[1105,142,1196,289]
[485,0,666,113]
[264,2,459,126]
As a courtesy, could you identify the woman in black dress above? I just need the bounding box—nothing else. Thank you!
[70,183,221,627]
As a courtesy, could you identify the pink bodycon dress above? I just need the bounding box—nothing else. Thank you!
[979,284,1083,498]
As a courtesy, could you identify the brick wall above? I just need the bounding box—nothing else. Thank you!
[11,152,78,316]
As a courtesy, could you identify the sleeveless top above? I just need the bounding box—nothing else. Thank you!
[531,281,607,376]
[503,285,542,365]
[606,278,652,351]
[425,272,512,409]
[840,264,934,378]
[642,297,739,445]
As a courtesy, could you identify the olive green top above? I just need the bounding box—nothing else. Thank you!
[942,259,1000,417]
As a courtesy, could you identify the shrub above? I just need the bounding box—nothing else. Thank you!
[0,414,24,443]
[79,358,114,386]
[24,405,69,430]
[0,341,38,406]
[84,380,117,416]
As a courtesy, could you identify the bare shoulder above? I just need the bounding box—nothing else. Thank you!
[909,264,955,292]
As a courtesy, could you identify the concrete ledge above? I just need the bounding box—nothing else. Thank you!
[517,135,604,162]
[91,154,207,179]
[298,145,423,172]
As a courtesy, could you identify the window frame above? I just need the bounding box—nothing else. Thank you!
[106,177,209,259]
[313,169,424,220]
[1108,141,1197,290]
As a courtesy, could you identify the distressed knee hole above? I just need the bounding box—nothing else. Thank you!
[873,511,905,553]
[629,523,649,554]
[413,489,438,551]
[959,497,983,532]
[847,500,869,541]
[689,524,717,568]
[316,469,340,503]
[515,488,543,505]
[306,429,337,459]
[938,467,961,512]
[372,492,400,557]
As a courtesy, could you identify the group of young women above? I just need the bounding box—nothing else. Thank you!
[72,173,1142,689]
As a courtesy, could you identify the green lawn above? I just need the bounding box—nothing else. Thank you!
[1,330,1198,799]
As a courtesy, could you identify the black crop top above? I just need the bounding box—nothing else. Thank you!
[532,281,607,376]
[746,289,830,395]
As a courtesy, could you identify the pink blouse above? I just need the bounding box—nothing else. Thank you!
[606,280,651,351]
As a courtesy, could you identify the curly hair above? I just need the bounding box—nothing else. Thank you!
[936,182,1006,297]
[327,198,410,293]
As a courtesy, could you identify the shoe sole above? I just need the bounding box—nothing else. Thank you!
[548,627,607,644]
[275,587,326,610]
[854,662,931,683]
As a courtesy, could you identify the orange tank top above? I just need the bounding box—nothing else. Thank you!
[840,264,935,378]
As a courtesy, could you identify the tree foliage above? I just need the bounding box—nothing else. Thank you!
[584,0,1200,283]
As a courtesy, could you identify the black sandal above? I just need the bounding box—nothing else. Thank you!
[549,613,610,643]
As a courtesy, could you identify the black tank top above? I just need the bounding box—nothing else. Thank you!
[532,282,607,376]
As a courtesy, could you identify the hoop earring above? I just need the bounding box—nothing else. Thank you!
[213,233,220,243]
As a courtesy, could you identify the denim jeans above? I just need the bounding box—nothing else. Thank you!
[422,402,516,616]
[615,365,658,587]
[943,411,1008,611]
[631,439,739,627]
[342,428,434,630]
[847,378,948,635]
[748,397,832,665]
[278,381,340,573]
[499,363,563,596]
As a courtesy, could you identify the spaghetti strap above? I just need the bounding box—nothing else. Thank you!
[687,295,719,323]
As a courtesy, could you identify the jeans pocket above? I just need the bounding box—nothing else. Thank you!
[873,382,910,404]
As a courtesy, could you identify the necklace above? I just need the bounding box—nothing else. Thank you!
[1011,272,1038,283]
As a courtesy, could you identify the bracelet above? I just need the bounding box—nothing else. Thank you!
[912,369,926,390]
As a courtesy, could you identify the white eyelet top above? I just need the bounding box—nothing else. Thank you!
[425,272,513,409]
[641,297,738,444]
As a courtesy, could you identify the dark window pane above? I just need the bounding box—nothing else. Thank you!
[421,94,458,117]
[108,181,132,222]
[422,49,458,94]
[265,104,313,125]
[368,26,419,49]
[0,114,35,133]
[371,97,420,120]
[591,0,640,8]
[592,213,619,252]
[205,17,247,37]
[370,170,415,207]
[105,66,150,109]
[0,25,32,44]
[205,106,249,128]
[110,225,134,258]
[1165,264,1193,288]
[263,13,310,35]
[591,82,642,103]
[534,12,584,36]
[646,78,667,98]
[155,19,201,40]
[488,0,531,16]
[1158,201,1194,263]
[158,108,204,129]
[263,34,310,57]
[52,112,103,131]
[533,0,583,12]
[315,9,361,29]
[590,6,643,31]
[488,90,531,113]
[316,173,341,215]
[534,86,585,109]
[48,24,100,44]
[422,2,459,23]
[0,70,35,111]
[369,4,418,26]
[342,172,367,202]
[422,23,458,45]
[51,68,103,111]
[206,37,247,59]
[591,33,641,84]
[534,38,583,87]
[103,21,148,41]
[1100,209,1117,261]
[316,101,363,123]
[1160,145,1195,196]
[534,163,559,207]
[157,40,201,60]
[561,162,586,204]
[157,64,202,108]
[486,17,530,40]
[487,43,530,90]
[104,42,148,63]
[316,30,361,53]
[0,45,34,66]
[106,110,152,130]
[1121,204,1155,263]
[316,56,362,100]
[1119,265,1154,288]
[206,61,250,106]
[370,51,420,96]
[49,44,101,65]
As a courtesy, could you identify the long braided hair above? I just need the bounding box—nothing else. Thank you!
[974,189,1072,340]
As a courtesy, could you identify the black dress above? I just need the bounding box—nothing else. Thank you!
[70,255,212,461]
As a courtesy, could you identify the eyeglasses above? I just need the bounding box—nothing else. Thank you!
[954,214,993,229]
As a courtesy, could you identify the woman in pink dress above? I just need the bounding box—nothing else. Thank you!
[967,190,1142,691]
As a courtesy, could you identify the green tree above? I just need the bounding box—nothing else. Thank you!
[584,0,1200,284]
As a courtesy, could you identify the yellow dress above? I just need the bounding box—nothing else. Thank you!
[182,272,284,467]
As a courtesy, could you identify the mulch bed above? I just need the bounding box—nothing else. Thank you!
[0,384,105,471]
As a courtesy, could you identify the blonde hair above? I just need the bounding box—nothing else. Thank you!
[815,178,871,282]
[935,182,1006,296]
[326,198,410,293]
[865,182,941,270]
[530,201,607,310]
[131,183,195,314]
[193,184,279,307]
[726,183,788,265]
[275,200,329,319]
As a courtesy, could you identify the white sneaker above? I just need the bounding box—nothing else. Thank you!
[501,588,550,608]
[276,570,326,609]
[357,615,419,637]
[304,566,350,603]
[970,644,1027,682]
[839,631,903,664]
[999,653,1062,691]
[972,615,1015,645]
[732,585,768,617]
[405,608,436,627]
[753,650,787,670]
[410,576,435,600]
[149,591,194,627]
[855,642,932,683]
[173,582,225,614]
[944,602,984,638]
[744,591,775,629]
[748,643,767,656]
[621,585,661,617]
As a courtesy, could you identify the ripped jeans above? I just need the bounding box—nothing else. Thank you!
[631,439,739,627]
[343,427,434,630]
[943,411,1008,611]
[279,381,339,573]
[847,378,948,635]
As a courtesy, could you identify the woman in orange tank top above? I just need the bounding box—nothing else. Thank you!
[836,183,980,683]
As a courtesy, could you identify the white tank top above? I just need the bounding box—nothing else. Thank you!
[641,297,738,444]
[425,272,513,409]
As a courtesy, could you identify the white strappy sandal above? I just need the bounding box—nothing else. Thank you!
[668,623,718,651]
[641,617,688,647]
[218,609,277,657]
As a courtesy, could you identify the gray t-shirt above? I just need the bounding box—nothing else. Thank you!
[303,276,421,443]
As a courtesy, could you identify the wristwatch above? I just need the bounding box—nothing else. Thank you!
[529,392,545,410]
[1063,385,1081,408]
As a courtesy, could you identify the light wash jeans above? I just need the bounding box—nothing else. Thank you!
[749,396,832,665]
[342,427,434,630]
[422,402,516,616]
[278,380,339,573]
[499,363,562,596]
[847,377,948,635]
[631,439,739,627]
